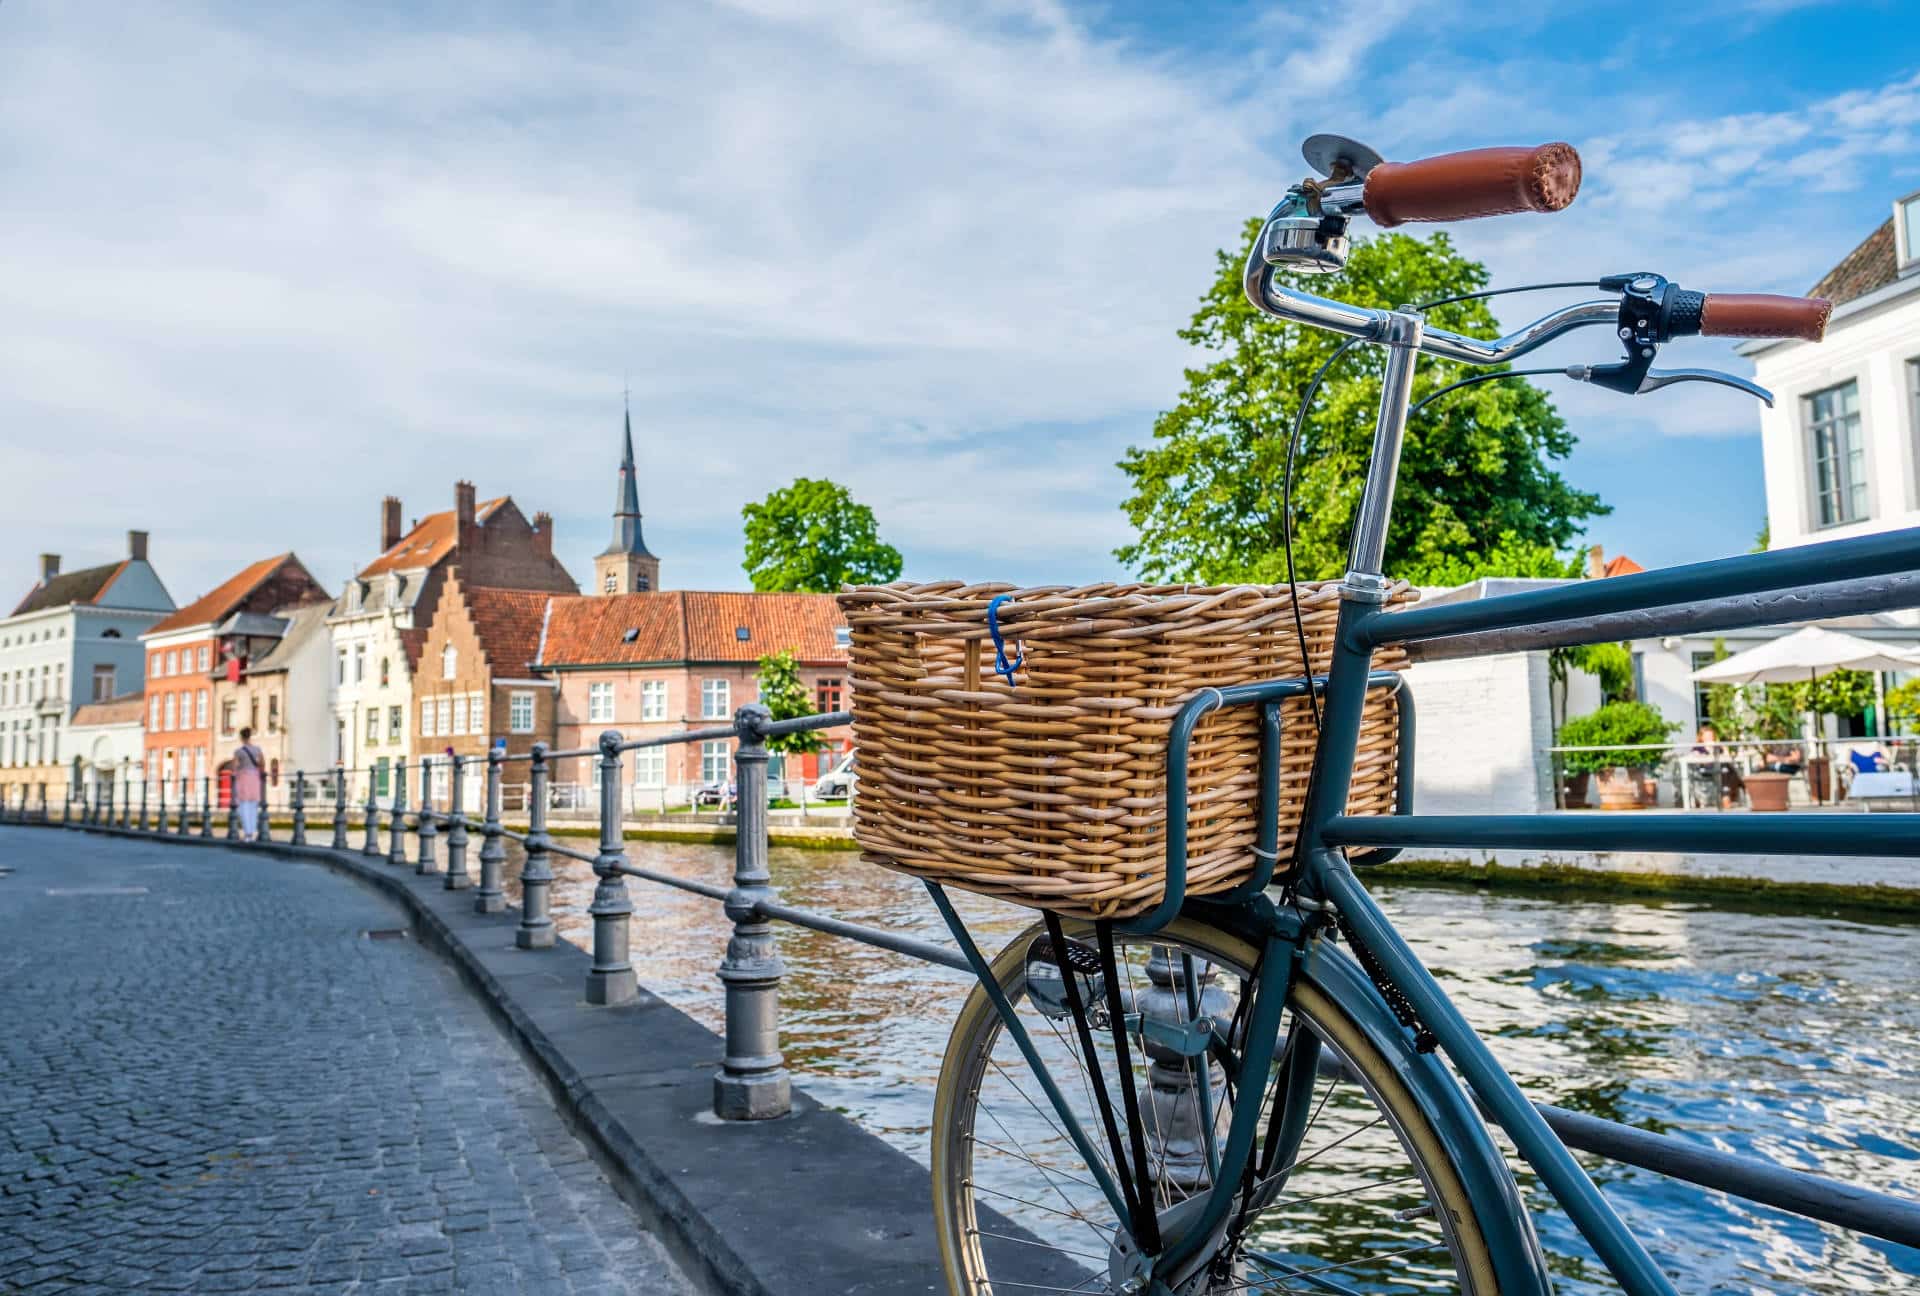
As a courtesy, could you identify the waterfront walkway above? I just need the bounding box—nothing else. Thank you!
[0,827,690,1295]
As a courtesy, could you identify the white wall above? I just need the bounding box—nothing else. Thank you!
[1403,651,1556,815]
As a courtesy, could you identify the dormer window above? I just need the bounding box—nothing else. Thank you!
[442,645,457,679]
[1900,190,1920,272]
[833,626,852,649]
[735,626,750,642]
[621,627,640,643]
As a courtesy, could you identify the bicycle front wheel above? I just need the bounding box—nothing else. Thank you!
[929,914,1537,1294]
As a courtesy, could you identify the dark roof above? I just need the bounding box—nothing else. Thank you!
[11,560,129,617]
[1809,218,1897,306]
[601,409,657,560]
[538,591,848,668]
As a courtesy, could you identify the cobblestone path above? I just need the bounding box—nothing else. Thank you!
[0,827,692,1295]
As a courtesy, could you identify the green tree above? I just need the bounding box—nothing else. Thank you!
[1400,530,1583,588]
[742,478,903,593]
[1117,226,1605,582]
[755,650,823,755]
[1886,678,1920,732]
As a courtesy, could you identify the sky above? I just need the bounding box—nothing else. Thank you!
[3,1,1918,608]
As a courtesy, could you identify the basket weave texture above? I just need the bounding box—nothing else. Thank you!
[838,580,1414,920]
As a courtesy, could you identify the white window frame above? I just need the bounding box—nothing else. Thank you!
[163,694,176,731]
[453,695,468,735]
[701,739,730,784]
[195,690,207,729]
[150,696,161,728]
[421,699,435,737]
[389,705,403,742]
[701,678,730,720]
[442,644,458,680]
[632,746,666,787]
[437,698,452,735]
[589,681,615,723]
[197,645,210,672]
[1805,378,1868,529]
[1897,189,1920,270]
[509,692,534,735]
[640,680,666,721]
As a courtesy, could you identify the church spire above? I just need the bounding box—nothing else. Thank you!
[594,396,662,595]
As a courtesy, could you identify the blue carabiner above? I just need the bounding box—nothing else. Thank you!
[986,595,1024,687]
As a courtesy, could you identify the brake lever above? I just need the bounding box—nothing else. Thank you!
[1565,363,1774,407]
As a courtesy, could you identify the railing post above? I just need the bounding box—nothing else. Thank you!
[176,778,188,835]
[138,778,149,832]
[199,777,212,838]
[226,777,241,840]
[475,749,505,913]
[388,757,408,866]
[586,732,638,1005]
[444,755,470,890]
[291,770,307,846]
[415,756,439,875]
[715,703,789,1120]
[362,770,381,856]
[516,744,555,949]
[331,768,349,850]
[118,770,131,829]
[256,778,273,843]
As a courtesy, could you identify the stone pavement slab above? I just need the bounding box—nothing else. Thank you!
[0,827,692,1296]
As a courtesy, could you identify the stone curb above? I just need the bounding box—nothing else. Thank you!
[39,822,1058,1295]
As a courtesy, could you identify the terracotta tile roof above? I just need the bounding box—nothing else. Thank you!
[144,553,295,637]
[358,498,506,578]
[1601,554,1645,578]
[71,691,146,727]
[536,591,848,667]
[11,560,129,617]
[465,587,554,676]
[1809,219,1896,306]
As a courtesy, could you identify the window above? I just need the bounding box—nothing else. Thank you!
[635,573,650,591]
[632,747,665,787]
[833,626,851,649]
[815,677,843,713]
[194,748,206,782]
[589,681,615,722]
[337,649,347,685]
[89,663,113,702]
[421,699,435,737]
[222,700,236,734]
[640,680,666,721]
[162,748,174,783]
[735,626,750,642]
[468,692,484,733]
[335,719,345,761]
[442,645,457,679]
[1691,651,1718,728]
[590,760,604,792]
[1806,380,1867,527]
[1899,191,1920,269]
[150,696,161,729]
[379,657,390,687]
[436,698,452,735]
[388,705,402,742]
[1909,358,1920,497]
[195,690,208,728]
[366,710,380,746]
[101,628,120,639]
[509,692,534,734]
[453,695,468,735]
[267,695,279,733]
[166,650,178,676]
[701,678,730,719]
[701,739,731,784]
[197,646,209,672]
[150,654,159,679]
[353,645,365,682]
[603,572,617,594]
[163,694,176,731]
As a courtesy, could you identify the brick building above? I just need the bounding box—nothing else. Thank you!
[533,590,851,804]
[140,553,328,798]
[209,602,333,805]
[329,482,576,798]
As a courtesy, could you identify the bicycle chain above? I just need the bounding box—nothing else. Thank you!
[1336,915,1438,1053]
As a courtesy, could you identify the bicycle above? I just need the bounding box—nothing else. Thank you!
[864,137,1914,1294]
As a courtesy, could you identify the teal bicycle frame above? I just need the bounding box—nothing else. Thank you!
[929,274,1920,1291]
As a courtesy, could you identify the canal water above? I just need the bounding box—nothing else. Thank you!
[501,838,1920,1293]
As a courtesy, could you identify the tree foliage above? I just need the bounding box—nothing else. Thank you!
[1117,226,1606,583]
[1887,678,1920,730]
[754,650,823,755]
[742,478,903,593]
[1557,701,1680,773]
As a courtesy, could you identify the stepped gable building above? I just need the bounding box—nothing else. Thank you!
[140,553,328,798]
[328,482,576,796]
[0,531,174,804]
[533,590,851,802]
[593,407,662,596]
[410,572,557,784]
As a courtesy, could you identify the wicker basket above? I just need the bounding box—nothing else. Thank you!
[839,580,1414,920]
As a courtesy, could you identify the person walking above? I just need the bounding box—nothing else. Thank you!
[232,727,266,841]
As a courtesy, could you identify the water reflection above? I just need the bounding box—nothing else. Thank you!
[493,839,1920,1294]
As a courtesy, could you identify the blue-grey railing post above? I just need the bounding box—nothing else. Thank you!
[475,749,505,913]
[153,780,163,833]
[516,744,555,949]
[291,770,307,846]
[138,778,149,832]
[95,781,108,826]
[362,770,381,856]
[331,768,349,850]
[226,776,241,839]
[176,778,188,835]
[444,755,470,890]
[715,703,789,1119]
[586,732,638,1006]
[118,767,131,828]
[199,777,212,838]
[388,757,408,865]
[415,757,439,875]
[256,777,274,843]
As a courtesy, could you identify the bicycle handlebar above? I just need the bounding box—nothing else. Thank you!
[1696,292,1832,342]
[1362,143,1582,228]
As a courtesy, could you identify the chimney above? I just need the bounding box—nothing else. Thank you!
[1585,544,1605,580]
[381,496,403,552]
[454,480,477,547]
[39,553,59,583]
[127,530,148,562]
[531,511,553,558]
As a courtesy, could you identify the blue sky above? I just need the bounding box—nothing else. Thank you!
[2,2,1916,604]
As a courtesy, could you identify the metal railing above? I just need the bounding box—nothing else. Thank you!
[1548,733,1920,810]
[5,708,1917,1252]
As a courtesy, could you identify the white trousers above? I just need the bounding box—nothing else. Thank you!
[238,799,260,837]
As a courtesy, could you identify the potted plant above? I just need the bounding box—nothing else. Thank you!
[1557,702,1679,810]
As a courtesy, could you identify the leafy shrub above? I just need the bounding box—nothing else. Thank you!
[1557,702,1679,774]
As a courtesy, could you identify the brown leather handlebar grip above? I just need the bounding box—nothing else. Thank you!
[1700,293,1832,343]
[1363,144,1582,228]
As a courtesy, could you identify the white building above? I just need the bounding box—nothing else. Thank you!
[68,693,148,810]
[1750,194,1920,565]
[0,532,173,807]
